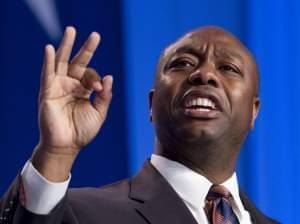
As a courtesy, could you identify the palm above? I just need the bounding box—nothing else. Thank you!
[39,27,112,155]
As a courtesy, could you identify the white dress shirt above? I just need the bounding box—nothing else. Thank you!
[21,155,252,224]
[150,154,252,224]
[21,161,70,214]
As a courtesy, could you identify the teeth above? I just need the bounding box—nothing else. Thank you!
[185,97,216,109]
[197,98,201,106]
[192,99,197,106]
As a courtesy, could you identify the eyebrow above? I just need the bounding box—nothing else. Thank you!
[214,48,244,61]
[171,45,244,61]
[172,45,205,57]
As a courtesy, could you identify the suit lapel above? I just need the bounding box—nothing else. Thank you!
[129,160,198,224]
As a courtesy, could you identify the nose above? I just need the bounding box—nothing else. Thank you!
[188,66,219,88]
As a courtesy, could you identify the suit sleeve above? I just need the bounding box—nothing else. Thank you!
[0,175,72,224]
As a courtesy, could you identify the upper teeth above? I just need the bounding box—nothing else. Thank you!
[186,97,216,109]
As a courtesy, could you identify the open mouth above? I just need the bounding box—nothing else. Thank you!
[184,97,217,112]
[181,91,222,119]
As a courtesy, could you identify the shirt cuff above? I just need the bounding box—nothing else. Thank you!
[20,160,71,215]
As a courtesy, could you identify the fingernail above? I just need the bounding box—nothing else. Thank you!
[45,44,51,51]
[65,26,76,35]
[65,26,70,33]
[93,81,102,91]
[90,32,101,43]
[107,76,113,90]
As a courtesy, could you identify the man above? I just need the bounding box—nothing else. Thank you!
[0,26,279,224]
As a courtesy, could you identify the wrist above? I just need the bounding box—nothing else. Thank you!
[31,144,78,182]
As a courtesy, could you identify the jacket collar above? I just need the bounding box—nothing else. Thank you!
[129,160,198,224]
[129,160,278,224]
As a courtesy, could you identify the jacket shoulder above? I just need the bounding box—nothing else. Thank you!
[68,178,131,205]
[64,178,145,223]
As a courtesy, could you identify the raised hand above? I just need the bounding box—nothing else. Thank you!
[31,27,113,181]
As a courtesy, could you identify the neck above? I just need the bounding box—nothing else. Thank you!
[154,140,240,184]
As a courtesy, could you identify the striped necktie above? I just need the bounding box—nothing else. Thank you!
[204,185,240,224]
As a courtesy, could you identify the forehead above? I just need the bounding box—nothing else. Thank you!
[156,27,259,95]
[163,28,252,62]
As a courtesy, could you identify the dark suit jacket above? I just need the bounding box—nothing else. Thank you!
[0,160,279,224]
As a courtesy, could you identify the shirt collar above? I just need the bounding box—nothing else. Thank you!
[150,154,244,216]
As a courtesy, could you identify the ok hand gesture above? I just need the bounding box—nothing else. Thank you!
[32,27,113,181]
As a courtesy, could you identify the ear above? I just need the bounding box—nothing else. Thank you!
[250,97,260,129]
[149,89,155,122]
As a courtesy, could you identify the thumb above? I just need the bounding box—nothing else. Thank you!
[93,75,113,118]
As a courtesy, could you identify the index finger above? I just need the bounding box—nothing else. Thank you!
[55,26,76,75]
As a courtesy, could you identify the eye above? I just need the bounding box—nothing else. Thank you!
[169,58,195,69]
[218,64,240,74]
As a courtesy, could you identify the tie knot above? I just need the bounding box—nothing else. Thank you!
[204,185,239,224]
[206,185,232,200]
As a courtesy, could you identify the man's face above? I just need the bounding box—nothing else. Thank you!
[150,27,260,148]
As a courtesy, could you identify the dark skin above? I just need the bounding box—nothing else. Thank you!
[31,26,259,185]
[149,26,260,184]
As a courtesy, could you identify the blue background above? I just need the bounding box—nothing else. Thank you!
[0,0,298,223]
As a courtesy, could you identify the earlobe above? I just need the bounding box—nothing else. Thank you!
[150,108,153,122]
[149,89,155,122]
[250,97,260,129]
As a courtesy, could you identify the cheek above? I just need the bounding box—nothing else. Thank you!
[152,81,181,119]
[152,85,173,115]
[160,74,174,86]
[229,85,255,126]
[155,76,183,101]
[226,79,254,106]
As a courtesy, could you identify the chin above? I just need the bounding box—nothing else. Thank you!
[173,124,221,144]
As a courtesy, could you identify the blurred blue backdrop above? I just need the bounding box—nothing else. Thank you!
[0,0,298,223]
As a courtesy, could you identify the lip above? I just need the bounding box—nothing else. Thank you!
[179,89,223,119]
[182,89,223,111]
